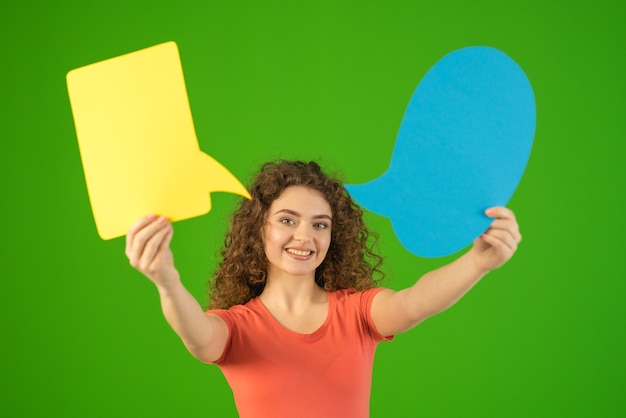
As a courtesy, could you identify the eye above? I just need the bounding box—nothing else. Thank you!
[313,222,329,230]
[280,218,295,226]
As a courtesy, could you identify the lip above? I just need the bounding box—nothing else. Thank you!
[285,247,315,258]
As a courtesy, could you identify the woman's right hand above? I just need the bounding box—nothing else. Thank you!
[125,215,179,288]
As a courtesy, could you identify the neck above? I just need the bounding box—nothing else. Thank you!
[260,271,326,311]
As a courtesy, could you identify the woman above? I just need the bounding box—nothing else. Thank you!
[126,160,521,418]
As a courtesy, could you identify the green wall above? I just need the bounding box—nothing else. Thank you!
[3,1,624,416]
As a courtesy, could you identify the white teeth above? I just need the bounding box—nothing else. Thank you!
[287,249,312,256]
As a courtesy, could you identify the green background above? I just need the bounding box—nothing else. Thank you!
[3,1,624,417]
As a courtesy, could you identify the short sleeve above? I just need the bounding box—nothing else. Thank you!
[204,309,234,364]
[359,288,395,342]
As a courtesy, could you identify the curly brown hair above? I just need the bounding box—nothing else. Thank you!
[206,160,384,309]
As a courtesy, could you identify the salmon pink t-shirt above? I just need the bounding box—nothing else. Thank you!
[207,288,393,418]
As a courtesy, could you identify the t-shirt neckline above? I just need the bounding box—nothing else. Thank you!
[254,291,335,340]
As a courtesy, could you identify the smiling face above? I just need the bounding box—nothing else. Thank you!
[263,185,332,281]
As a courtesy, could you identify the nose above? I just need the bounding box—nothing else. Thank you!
[293,223,312,242]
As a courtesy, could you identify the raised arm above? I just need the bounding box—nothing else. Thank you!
[371,207,521,337]
[125,215,228,363]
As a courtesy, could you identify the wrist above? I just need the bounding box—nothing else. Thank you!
[463,250,491,278]
[153,270,182,293]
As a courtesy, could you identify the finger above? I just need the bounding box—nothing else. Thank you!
[158,225,174,255]
[482,227,518,253]
[487,218,521,242]
[127,216,169,265]
[138,221,172,270]
[126,214,157,255]
[479,233,515,266]
[485,206,516,221]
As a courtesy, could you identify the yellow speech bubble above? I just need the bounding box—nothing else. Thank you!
[67,42,250,240]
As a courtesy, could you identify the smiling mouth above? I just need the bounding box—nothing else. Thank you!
[286,248,313,257]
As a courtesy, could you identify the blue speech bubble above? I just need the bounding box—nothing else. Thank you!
[346,46,535,258]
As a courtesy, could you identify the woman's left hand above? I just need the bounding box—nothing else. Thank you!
[470,207,522,272]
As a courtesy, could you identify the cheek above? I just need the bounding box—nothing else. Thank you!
[319,235,332,255]
[263,225,285,250]
[261,225,272,256]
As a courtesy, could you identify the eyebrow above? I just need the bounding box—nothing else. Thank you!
[273,209,332,221]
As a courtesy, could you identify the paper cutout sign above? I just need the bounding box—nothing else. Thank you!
[346,46,535,258]
[67,42,250,240]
